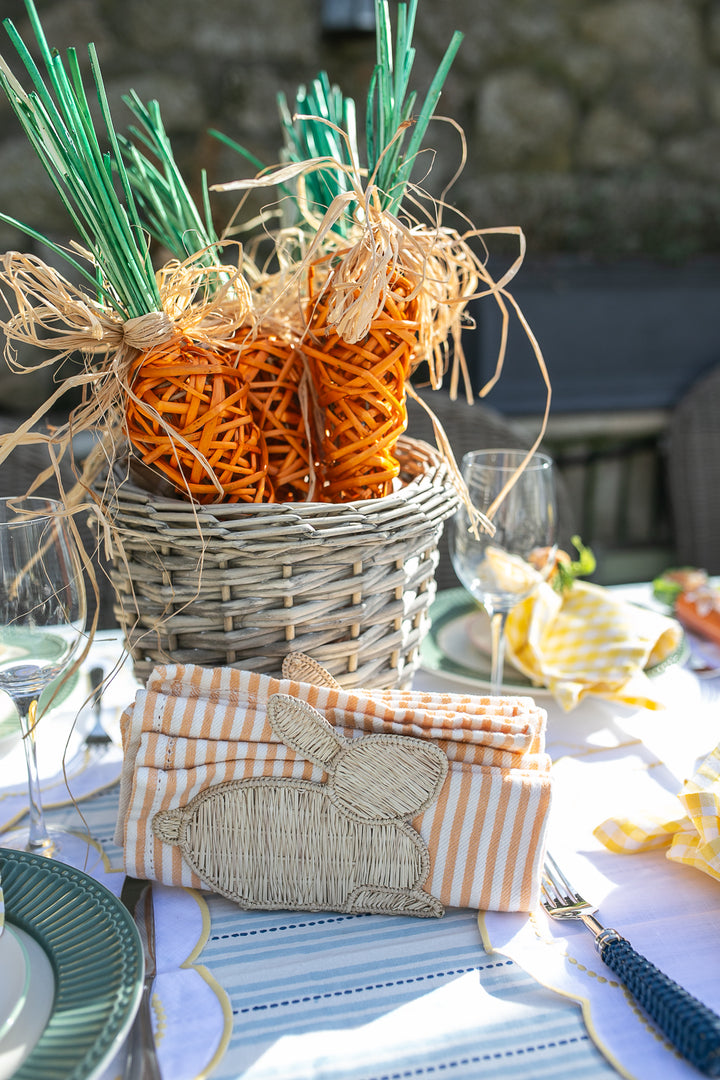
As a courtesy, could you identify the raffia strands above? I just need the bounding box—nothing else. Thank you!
[213,161,480,395]
[0,248,255,457]
[125,336,271,504]
[233,327,312,502]
[302,256,420,502]
[0,247,268,513]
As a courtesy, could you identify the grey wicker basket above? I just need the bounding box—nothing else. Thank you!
[100,435,460,688]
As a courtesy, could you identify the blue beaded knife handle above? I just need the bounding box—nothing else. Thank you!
[595,927,720,1076]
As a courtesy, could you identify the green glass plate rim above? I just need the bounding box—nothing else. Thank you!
[421,587,688,689]
[0,847,143,1080]
[420,589,537,691]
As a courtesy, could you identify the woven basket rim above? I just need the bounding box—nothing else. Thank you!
[99,435,459,530]
[98,435,459,689]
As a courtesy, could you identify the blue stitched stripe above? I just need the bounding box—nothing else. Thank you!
[200,897,617,1080]
[48,792,617,1079]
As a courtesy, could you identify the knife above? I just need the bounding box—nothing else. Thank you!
[121,876,162,1080]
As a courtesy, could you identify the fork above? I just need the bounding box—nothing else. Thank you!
[84,666,111,749]
[542,852,720,1077]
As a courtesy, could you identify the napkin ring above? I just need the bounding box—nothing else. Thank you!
[152,694,449,918]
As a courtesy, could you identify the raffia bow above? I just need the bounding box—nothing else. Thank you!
[0,248,254,485]
[214,144,550,425]
[214,141,549,517]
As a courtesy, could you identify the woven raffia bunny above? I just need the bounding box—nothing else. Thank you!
[152,693,448,917]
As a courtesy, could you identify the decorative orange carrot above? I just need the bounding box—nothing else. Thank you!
[126,336,271,503]
[233,330,312,501]
[302,258,420,501]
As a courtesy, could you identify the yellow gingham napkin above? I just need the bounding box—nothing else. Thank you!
[503,579,683,711]
[594,743,720,883]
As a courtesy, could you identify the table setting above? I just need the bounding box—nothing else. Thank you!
[2,555,720,1079]
[1,0,720,1078]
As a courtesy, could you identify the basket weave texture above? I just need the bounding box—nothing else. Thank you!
[101,436,460,688]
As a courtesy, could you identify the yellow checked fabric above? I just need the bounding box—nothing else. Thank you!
[594,743,720,884]
[503,580,683,711]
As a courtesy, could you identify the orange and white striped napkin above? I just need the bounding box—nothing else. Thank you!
[115,663,552,913]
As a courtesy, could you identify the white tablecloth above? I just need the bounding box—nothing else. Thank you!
[1,590,718,1080]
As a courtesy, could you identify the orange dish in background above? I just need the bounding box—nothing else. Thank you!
[655,568,720,647]
[675,589,720,647]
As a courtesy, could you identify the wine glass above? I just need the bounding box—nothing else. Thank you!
[0,497,88,863]
[450,449,557,695]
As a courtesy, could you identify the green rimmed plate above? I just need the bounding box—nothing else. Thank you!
[420,588,688,694]
[0,848,143,1080]
[420,589,546,695]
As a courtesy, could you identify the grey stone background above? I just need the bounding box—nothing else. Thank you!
[0,0,718,267]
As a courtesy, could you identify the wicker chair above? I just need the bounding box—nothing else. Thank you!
[667,363,720,574]
[405,388,577,590]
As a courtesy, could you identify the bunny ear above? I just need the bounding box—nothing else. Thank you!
[282,653,341,688]
[267,694,344,770]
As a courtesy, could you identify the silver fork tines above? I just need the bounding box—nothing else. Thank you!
[541,852,600,924]
[540,851,720,1077]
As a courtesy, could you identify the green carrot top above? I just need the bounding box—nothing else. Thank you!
[0,0,162,317]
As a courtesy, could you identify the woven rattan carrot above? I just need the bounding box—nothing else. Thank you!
[234,330,312,502]
[303,259,420,501]
[126,335,271,503]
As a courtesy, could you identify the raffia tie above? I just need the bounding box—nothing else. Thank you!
[120,311,175,351]
[0,249,265,501]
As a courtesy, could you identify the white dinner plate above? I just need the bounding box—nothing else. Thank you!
[420,589,550,695]
[0,848,144,1080]
[0,923,30,1046]
[0,924,54,1080]
[420,588,686,695]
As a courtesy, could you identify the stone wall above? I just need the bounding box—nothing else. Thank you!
[1,0,718,265]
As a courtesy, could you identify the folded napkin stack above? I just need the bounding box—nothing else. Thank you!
[115,657,552,917]
[503,579,684,711]
[595,741,720,883]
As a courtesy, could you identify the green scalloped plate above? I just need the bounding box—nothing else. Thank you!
[0,848,143,1080]
[420,588,688,694]
[420,589,545,694]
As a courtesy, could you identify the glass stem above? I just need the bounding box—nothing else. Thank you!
[18,695,54,854]
[489,610,509,696]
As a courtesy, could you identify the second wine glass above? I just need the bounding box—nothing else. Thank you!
[0,497,88,864]
[450,449,557,695]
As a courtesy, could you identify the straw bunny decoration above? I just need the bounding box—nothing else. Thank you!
[152,693,449,917]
